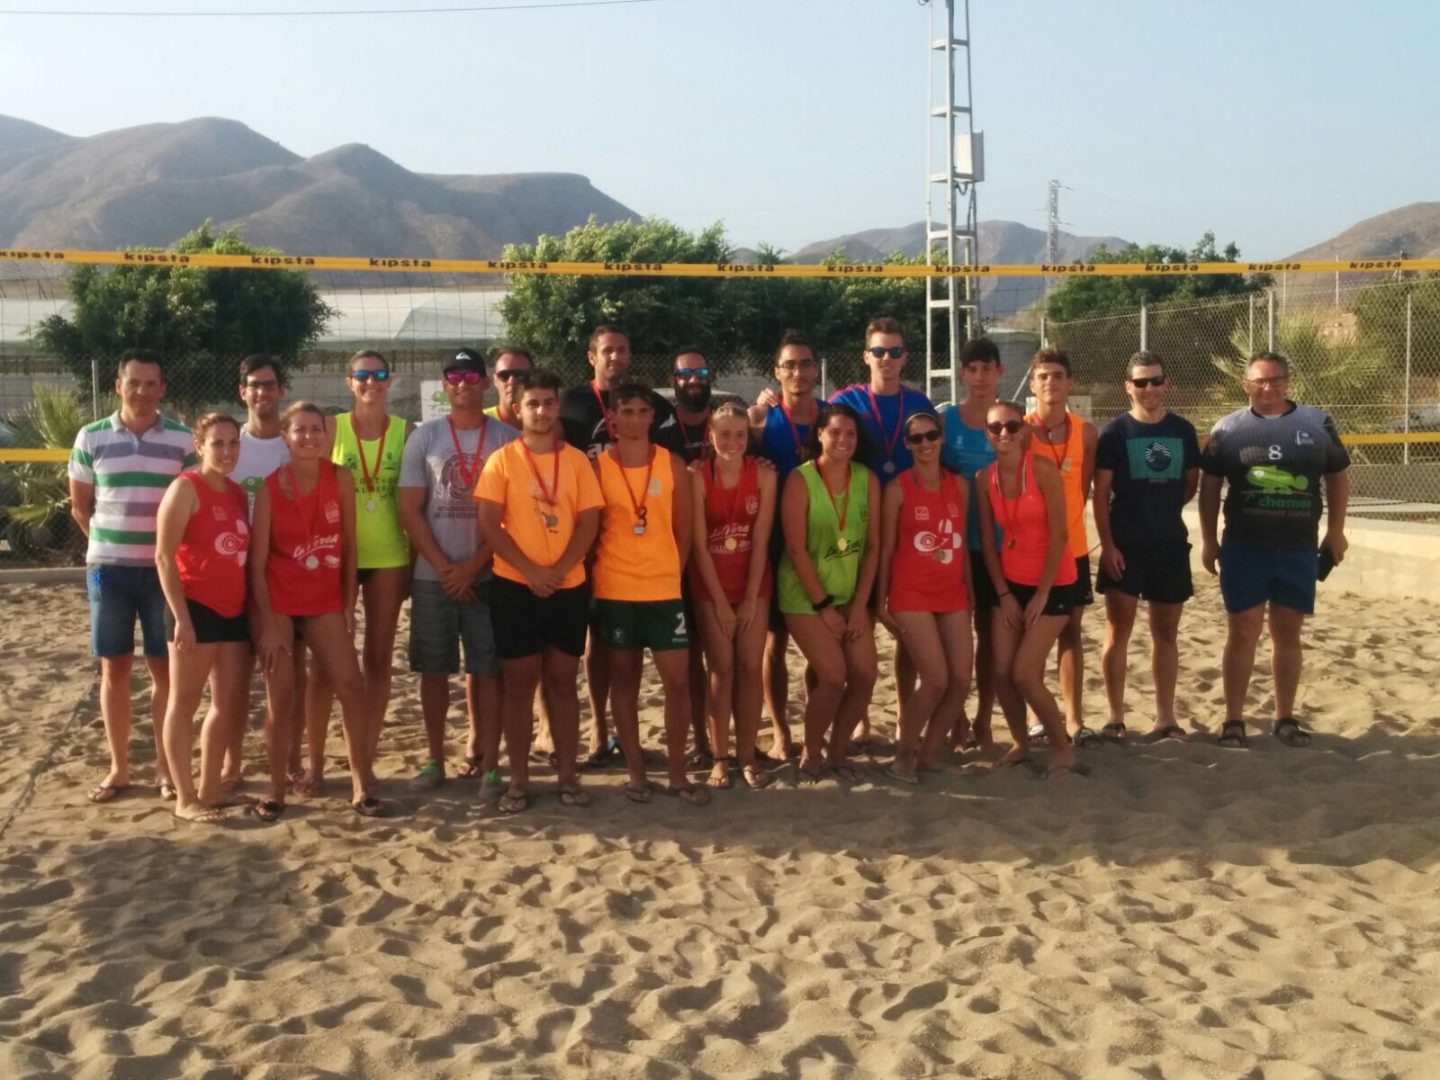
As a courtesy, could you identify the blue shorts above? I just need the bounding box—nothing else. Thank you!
[1218,543,1317,615]
[407,578,500,677]
[87,564,168,659]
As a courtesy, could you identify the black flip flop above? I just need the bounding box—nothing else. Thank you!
[252,799,285,822]
[352,796,386,818]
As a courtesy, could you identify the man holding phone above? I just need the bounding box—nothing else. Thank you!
[1199,352,1350,750]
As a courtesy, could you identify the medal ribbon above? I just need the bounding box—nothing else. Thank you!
[613,445,656,530]
[989,453,1026,549]
[821,462,852,541]
[1031,411,1071,474]
[448,417,488,491]
[779,398,813,459]
[590,381,617,444]
[711,458,747,548]
[865,386,904,469]
[521,439,561,514]
[356,416,389,494]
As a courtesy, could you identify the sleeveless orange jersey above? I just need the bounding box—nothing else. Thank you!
[593,447,683,601]
[1026,409,1090,559]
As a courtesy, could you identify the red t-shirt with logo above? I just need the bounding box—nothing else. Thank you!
[688,457,772,606]
[175,470,251,618]
[264,462,344,616]
[888,468,971,613]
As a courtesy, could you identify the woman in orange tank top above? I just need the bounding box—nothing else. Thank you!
[975,401,1081,778]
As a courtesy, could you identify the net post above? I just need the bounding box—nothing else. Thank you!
[1403,289,1413,467]
[1266,287,1276,352]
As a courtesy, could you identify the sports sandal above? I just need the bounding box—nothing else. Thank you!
[1271,717,1312,747]
[1217,720,1248,750]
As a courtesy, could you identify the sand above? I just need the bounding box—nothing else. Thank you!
[0,577,1437,1078]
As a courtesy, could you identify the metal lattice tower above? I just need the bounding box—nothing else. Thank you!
[1046,179,1062,264]
[924,0,981,404]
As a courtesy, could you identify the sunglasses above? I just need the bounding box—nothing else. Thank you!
[1129,375,1166,388]
[350,369,390,383]
[869,346,905,360]
[905,429,941,445]
[777,359,818,372]
[987,420,1025,436]
[443,370,483,385]
[674,368,711,381]
[493,369,527,381]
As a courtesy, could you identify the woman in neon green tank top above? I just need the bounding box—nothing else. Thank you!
[300,350,412,797]
[777,402,881,785]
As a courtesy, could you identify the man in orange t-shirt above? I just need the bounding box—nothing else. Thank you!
[476,370,602,815]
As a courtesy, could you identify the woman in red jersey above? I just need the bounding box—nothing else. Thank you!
[975,401,1080,778]
[154,413,253,823]
[689,403,777,790]
[250,402,382,820]
[876,411,974,783]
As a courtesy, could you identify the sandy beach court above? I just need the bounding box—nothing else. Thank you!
[0,578,1437,1078]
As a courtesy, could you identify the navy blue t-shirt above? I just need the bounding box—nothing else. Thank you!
[1095,411,1201,545]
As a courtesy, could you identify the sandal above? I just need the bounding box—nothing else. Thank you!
[352,796,386,817]
[1073,726,1103,749]
[1217,720,1248,750]
[1026,722,1050,746]
[706,761,733,789]
[252,799,285,822]
[158,780,178,801]
[557,786,591,808]
[86,782,129,804]
[623,780,652,804]
[797,756,825,785]
[668,783,711,806]
[1149,724,1189,743]
[883,762,921,785]
[497,789,529,815]
[1100,721,1127,742]
[582,736,621,770]
[740,764,773,790]
[1272,717,1312,747]
[456,756,484,779]
[830,760,863,783]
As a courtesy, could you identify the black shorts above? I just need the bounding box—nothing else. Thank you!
[1005,579,1075,619]
[970,558,999,611]
[1070,555,1094,607]
[165,598,250,645]
[1097,540,1193,604]
[490,576,590,660]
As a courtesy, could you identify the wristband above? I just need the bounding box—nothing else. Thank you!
[812,595,834,611]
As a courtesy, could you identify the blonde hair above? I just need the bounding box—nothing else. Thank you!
[708,401,749,428]
[281,401,327,430]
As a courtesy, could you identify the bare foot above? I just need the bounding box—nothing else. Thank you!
[175,800,228,824]
[707,761,732,789]
[992,745,1034,770]
[293,771,324,797]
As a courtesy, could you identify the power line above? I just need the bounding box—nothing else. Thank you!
[0,0,658,16]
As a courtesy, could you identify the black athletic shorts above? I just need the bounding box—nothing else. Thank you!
[490,576,590,660]
[970,558,999,611]
[165,597,250,645]
[1097,540,1193,605]
[1070,555,1094,607]
[1004,579,1076,619]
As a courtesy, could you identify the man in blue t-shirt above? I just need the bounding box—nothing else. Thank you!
[937,336,1004,751]
[829,317,934,750]
[1199,351,1350,750]
[1093,351,1201,743]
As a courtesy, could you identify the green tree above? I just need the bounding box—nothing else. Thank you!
[30,222,334,415]
[1045,232,1269,323]
[0,386,88,560]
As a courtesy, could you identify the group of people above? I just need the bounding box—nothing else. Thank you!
[68,317,1350,822]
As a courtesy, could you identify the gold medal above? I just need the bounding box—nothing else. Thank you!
[836,536,849,553]
[723,536,739,552]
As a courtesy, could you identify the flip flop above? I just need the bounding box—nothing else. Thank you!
[991,753,1035,771]
[352,796,386,818]
[1073,726,1104,749]
[455,756,484,778]
[1217,720,1249,750]
[668,783,711,806]
[623,780,652,804]
[557,786,591,808]
[883,763,921,785]
[86,782,129,804]
[830,761,863,783]
[582,737,621,770]
[1026,723,1050,745]
[706,762,733,789]
[1100,721,1127,742]
[252,799,285,822]
[797,756,825,785]
[1271,717,1312,747]
[740,765,773,790]
[158,781,178,801]
[1149,724,1190,743]
[497,789,529,815]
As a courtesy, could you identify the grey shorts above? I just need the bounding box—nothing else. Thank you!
[408,577,500,677]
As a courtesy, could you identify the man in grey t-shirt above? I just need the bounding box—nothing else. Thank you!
[398,348,518,794]
[1199,351,1350,750]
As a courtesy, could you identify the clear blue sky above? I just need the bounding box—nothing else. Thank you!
[1,0,1435,258]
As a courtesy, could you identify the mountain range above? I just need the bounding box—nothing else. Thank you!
[1,114,1434,318]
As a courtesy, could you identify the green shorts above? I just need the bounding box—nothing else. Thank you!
[592,598,689,652]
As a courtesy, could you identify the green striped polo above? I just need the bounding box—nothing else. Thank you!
[68,412,198,566]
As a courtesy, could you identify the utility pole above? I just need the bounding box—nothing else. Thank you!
[1046,179,1062,264]
[923,0,981,404]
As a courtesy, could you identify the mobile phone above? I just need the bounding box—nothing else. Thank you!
[1317,543,1336,582]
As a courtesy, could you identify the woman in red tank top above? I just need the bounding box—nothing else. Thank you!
[876,412,974,782]
[250,402,383,821]
[688,404,777,789]
[975,401,1080,777]
[154,413,251,823]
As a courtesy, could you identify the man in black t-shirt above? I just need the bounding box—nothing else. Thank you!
[558,325,683,459]
[1093,351,1201,743]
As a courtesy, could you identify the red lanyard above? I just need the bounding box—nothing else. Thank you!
[711,459,746,526]
[355,416,389,494]
[448,417,488,491]
[613,445,656,531]
[822,462,852,535]
[521,439,561,511]
[1032,412,1071,475]
[590,381,616,443]
[989,454,1026,549]
[865,385,903,467]
[780,398,812,458]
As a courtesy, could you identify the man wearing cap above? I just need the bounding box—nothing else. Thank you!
[398,347,518,794]
[485,345,533,427]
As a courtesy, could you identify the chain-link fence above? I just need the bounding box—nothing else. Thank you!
[1045,276,1440,519]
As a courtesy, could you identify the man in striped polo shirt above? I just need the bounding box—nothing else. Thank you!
[69,349,198,804]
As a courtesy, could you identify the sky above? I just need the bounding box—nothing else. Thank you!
[1,0,1436,259]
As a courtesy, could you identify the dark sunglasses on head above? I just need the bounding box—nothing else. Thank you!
[1129,375,1166,388]
[868,346,905,360]
[493,369,526,381]
[987,420,1024,436]
[905,429,941,445]
[443,369,483,385]
[350,369,390,383]
[674,367,711,381]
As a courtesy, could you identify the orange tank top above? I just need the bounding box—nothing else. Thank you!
[593,446,683,601]
[1025,409,1089,558]
[989,453,1078,588]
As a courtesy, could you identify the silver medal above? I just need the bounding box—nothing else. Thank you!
[883,461,896,475]
[365,498,378,513]
[544,513,558,528]
[633,524,647,536]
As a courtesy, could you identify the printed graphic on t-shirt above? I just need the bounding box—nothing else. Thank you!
[1125,436,1185,482]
